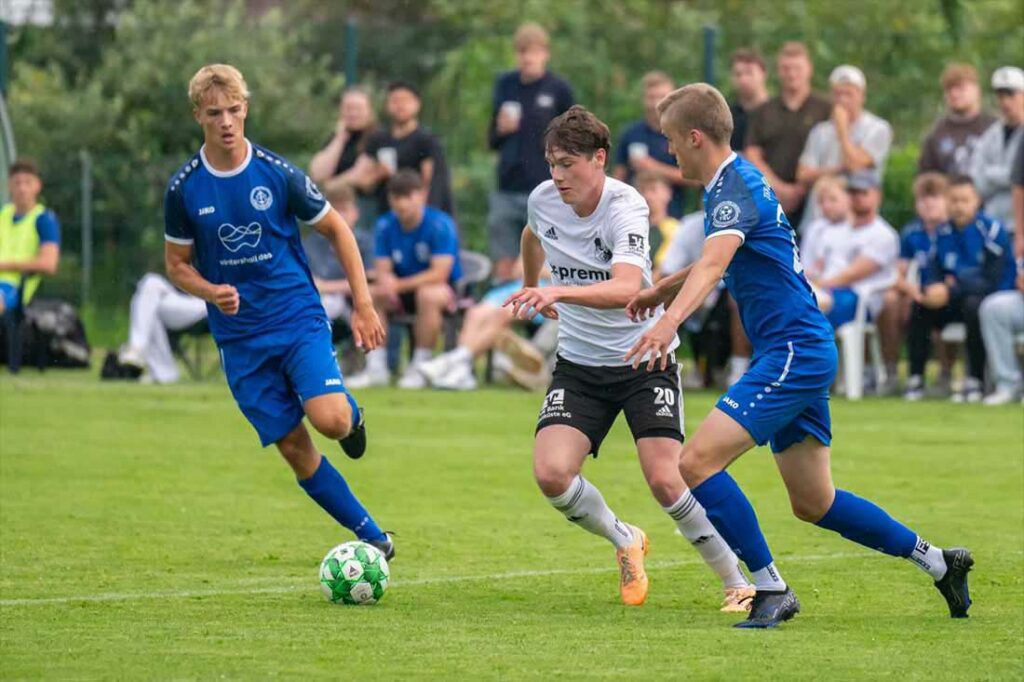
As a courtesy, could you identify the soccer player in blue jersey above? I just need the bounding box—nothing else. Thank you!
[163,64,394,558]
[624,83,973,628]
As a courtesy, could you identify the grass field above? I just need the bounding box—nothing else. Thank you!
[1,372,1022,680]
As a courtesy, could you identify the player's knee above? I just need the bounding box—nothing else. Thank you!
[789,495,831,523]
[533,459,575,498]
[678,441,717,487]
[311,410,352,440]
[644,468,681,504]
[416,283,449,309]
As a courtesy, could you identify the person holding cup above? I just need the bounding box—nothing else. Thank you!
[487,23,575,283]
[613,71,691,218]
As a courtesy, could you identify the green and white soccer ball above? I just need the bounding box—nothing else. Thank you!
[319,541,390,605]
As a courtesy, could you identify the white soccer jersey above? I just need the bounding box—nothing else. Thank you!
[527,177,680,366]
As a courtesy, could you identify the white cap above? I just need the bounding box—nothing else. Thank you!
[991,66,1024,92]
[829,65,866,90]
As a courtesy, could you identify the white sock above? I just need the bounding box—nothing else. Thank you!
[546,476,634,550]
[664,490,751,589]
[451,345,473,365]
[908,536,947,580]
[751,563,786,591]
[365,348,387,374]
[411,348,433,365]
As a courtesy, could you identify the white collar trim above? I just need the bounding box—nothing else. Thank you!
[705,152,737,193]
[200,139,252,178]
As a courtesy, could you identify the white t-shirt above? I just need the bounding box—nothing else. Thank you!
[800,217,849,280]
[527,177,680,366]
[818,216,899,313]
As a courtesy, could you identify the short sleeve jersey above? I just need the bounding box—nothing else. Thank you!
[163,140,330,344]
[703,153,834,353]
[373,206,462,285]
[527,177,679,366]
[899,219,940,286]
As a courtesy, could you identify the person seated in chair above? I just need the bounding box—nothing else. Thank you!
[347,170,462,389]
[0,159,61,372]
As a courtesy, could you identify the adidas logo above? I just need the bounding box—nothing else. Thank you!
[656,405,673,417]
[544,226,558,240]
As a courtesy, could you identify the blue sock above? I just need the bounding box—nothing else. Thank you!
[343,392,362,430]
[815,489,917,557]
[298,455,384,541]
[690,471,774,572]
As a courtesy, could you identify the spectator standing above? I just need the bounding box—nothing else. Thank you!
[918,64,996,176]
[347,171,462,390]
[308,87,381,231]
[978,141,1024,405]
[744,41,831,228]
[797,65,893,233]
[488,22,574,283]
[613,71,689,218]
[0,159,61,373]
[970,66,1024,231]
[727,49,769,152]
[361,82,454,218]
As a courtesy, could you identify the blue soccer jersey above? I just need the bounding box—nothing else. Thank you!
[936,212,1015,296]
[899,219,940,286]
[163,140,330,344]
[373,206,463,285]
[703,153,834,354]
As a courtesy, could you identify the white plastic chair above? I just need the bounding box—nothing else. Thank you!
[835,287,887,400]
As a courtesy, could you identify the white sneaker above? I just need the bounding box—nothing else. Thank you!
[398,366,428,390]
[952,378,983,404]
[417,353,456,386]
[346,369,390,389]
[118,345,146,370]
[433,361,477,391]
[983,388,1019,406]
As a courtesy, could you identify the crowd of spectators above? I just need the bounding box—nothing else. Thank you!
[5,26,1022,405]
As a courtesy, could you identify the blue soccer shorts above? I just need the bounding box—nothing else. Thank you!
[716,340,838,454]
[220,315,348,447]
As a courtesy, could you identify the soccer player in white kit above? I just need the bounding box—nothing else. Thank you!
[504,106,753,609]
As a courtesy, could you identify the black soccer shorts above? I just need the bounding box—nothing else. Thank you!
[535,355,685,456]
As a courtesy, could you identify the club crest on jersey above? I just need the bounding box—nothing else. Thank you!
[305,176,323,201]
[218,222,262,252]
[250,186,273,211]
[712,201,741,228]
[593,238,612,263]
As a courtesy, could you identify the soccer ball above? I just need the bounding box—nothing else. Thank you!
[319,541,390,605]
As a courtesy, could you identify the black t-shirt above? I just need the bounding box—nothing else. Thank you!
[729,101,750,152]
[321,128,375,198]
[365,125,454,216]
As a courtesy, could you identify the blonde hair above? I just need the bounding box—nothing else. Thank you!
[656,83,733,146]
[189,64,250,109]
[514,22,549,50]
[642,70,674,91]
[940,63,979,89]
[778,41,810,61]
[814,174,847,198]
[325,182,356,206]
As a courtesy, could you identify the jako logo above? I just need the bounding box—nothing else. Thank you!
[218,222,262,252]
[722,396,740,409]
[324,378,342,386]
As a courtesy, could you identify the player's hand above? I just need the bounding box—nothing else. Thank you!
[624,315,678,371]
[212,284,240,315]
[351,302,385,351]
[503,287,559,321]
[626,285,669,322]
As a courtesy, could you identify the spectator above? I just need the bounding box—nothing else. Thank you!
[797,65,893,233]
[745,41,831,228]
[303,183,374,324]
[979,141,1024,405]
[360,81,454,218]
[417,260,555,392]
[116,274,207,384]
[0,158,60,372]
[890,173,955,397]
[970,66,1024,231]
[634,170,679,276]
[907,176,1015,403]
[728,48,769,152]
[918,64,996,176]
[347,170,462,390]
[800,175,851,280]
[613,71,688,218]
[488,22,574,283]
[308,86,381,231]
[809,174,899,344]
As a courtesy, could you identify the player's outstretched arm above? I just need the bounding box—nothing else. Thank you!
[626,264,694,322]
[165,241,239,315]
[624,235,741,371]
[313,208,385,351]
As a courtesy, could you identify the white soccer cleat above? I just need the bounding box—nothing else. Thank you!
[397,366,428,390]
[346,369,390,389]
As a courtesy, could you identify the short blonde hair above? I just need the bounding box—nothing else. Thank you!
[656,83,733,146]
[814,174,847,197]
[514,22,549,51]
[189,64,250,109]
[940,63,978,89]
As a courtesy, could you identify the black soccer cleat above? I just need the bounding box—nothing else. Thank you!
[368,532,395,561]
[934,547,973,618]
[734,588,800,629]
[338,408,367,459]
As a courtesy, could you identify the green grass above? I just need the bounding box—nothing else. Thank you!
[1,372,1022,680]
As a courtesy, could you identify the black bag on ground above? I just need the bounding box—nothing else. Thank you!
[15,299,91,369]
